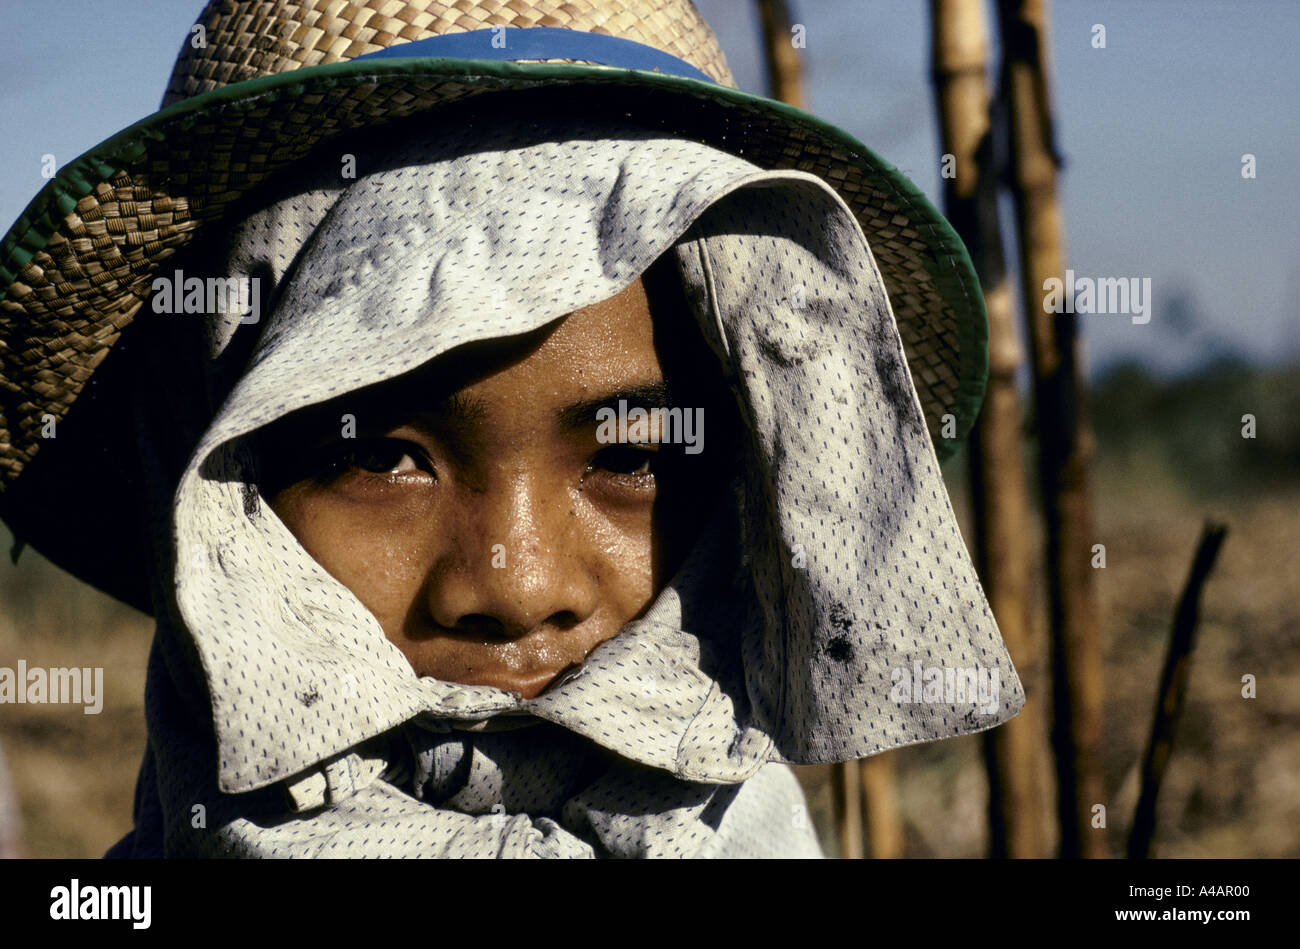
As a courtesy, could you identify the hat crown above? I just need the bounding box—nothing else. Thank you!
[163,0,736,107]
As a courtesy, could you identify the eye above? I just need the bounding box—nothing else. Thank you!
[588,445,658,479]
[321,438,432,480]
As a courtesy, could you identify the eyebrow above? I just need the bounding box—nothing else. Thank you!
[430,390,489,427]
[556,382,672,432]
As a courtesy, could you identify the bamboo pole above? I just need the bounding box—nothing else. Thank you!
[930,0,1050,859]
[0,739,22,858]
[756,0,805,109]
[995,0,1105,858]
[830,760,863,858]
[860,755,903,858]
[1128,522,1227,859]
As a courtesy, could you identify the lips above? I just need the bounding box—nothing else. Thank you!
[397,625,601,698]
[468,664,578,699]
[444,656,589,699]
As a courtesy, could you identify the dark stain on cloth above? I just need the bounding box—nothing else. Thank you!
[825,603,856,662]
[825,636,855,663]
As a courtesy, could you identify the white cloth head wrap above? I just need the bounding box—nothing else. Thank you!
[115,102,1022,858]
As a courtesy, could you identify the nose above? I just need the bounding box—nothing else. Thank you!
[423,470,598,640]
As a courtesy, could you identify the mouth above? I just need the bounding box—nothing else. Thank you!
[425,635,589,698]
[395,623,611,697]
[460,664,580,700]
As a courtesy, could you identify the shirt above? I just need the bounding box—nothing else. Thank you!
[106,105,1023,858]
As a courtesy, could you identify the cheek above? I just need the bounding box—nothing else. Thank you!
[269,488,433,628]
[573,499,659,622]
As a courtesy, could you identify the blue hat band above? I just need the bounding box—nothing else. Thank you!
[350,25,716,84]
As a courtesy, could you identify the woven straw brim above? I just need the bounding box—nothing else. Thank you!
[0,60,986,609]
[161,0,738,104]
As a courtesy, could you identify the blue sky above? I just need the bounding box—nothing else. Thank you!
[2,0,1296,378]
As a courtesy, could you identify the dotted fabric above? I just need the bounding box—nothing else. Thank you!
[108,112,1021,859]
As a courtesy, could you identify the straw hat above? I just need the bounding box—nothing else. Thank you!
[0,0,987,611]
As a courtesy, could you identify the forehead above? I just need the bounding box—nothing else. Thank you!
[507,276,663,396]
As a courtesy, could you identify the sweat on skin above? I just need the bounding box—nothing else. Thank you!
[259,271,734,700]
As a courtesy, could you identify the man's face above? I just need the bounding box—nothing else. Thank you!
[261,275,734,699]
